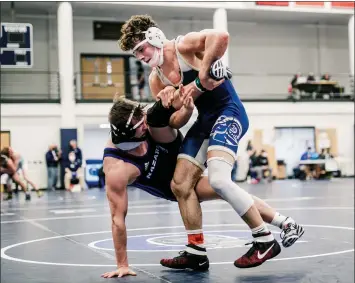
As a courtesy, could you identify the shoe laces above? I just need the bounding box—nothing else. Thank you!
[244,241,260,257]
[177,250,188,258]
[280,223,297,240]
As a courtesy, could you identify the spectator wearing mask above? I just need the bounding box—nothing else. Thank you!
[69,140,82,167]
[64,151,85,191]
[45,144,61,191]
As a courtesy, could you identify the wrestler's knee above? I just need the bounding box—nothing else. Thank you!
[171,178,194,199]
[170,159,202,199]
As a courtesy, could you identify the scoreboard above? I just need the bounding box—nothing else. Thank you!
[0,22,33,68]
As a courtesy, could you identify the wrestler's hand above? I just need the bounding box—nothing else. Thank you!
[199,72,225,91]
[156,86,176,108]
[101,267,137,278]
[183,89,195,111]
[171,84,187,110]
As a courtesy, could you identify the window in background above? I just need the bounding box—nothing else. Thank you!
[80,54,126,100]
[274,127,316,176]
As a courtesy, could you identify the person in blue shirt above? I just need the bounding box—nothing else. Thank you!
[301,147,319,160]
[45,144,61,190]
[64,151,85,190]
[69,140,83,167]
[300,147,320,179]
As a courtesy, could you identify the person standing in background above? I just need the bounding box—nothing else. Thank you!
[46,144,61,191]
[136,61,146,101]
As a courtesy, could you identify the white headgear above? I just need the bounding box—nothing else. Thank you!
[132,27,167,67]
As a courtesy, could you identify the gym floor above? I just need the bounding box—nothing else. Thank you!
[1,178,354,283]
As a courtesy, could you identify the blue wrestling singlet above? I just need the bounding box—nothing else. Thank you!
[154,36,249,169]
[103,132,183,201]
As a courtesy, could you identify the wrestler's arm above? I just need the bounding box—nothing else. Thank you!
[168,91,194,129]
[149,71,185,110]
[169,106,193,129]
[179,29,229,79]
[174,30,229,99]
[105,159,140,269]
[147,72,184,142]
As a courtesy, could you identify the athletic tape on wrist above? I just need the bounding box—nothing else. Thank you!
[194,77,207,92]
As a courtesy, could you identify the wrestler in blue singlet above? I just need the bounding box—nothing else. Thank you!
[154,36,249,168]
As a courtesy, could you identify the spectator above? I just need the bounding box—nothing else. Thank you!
[307,72,315,82]
[248,150,260,184]
[300,147,318,160]
[64,151,85,191]
[256,150,273,182]
[136,61,146,101]
[321,73,331,81]
[319,148,333,160]
[246,140,254,154]
[45,144,61,191]
[69,140,82,167]
[290,73,301,88]
[300,147,319,180]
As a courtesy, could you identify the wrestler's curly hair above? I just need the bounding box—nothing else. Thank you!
[119,15,158,51]
[109,95,145,127]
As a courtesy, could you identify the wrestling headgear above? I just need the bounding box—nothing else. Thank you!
[132,27,167,67]
[110,105,146,150]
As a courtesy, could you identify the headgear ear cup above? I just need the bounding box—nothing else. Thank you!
[209,59,233,81]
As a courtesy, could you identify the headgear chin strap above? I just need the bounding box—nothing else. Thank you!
[132,27,166,67]
[110,106,146,150]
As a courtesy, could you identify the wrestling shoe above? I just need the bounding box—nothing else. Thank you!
[25,193,31,201]
[234,239,281,268]
[5,192,13,201]
[160,244,209,271]
[280,221,305,248]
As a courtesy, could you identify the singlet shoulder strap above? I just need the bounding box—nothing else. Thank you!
[175,35,200,72]
[154,67,175,86]
[103,148,144,174]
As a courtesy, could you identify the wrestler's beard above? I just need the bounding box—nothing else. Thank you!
[148,47,163,68]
